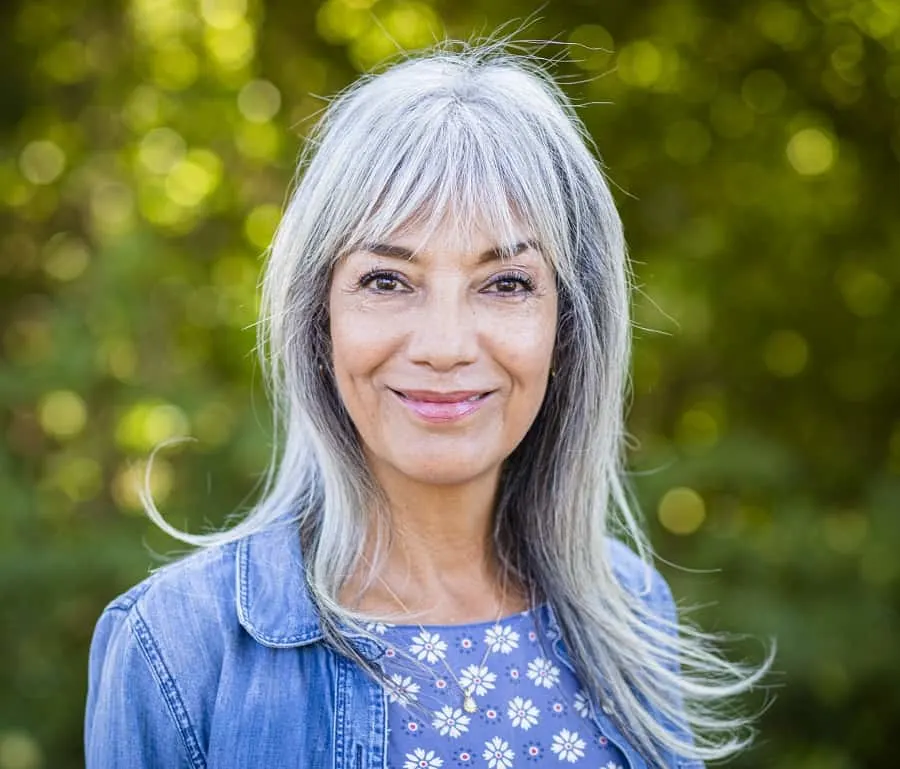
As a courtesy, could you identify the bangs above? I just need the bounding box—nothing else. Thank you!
[336,95,571,274]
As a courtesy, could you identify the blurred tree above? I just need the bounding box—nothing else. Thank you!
[1,0,898,767]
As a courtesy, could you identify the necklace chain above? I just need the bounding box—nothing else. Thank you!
[376,575,507,714]
[372,581,618,727]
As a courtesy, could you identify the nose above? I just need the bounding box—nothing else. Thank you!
[405,280,479,371]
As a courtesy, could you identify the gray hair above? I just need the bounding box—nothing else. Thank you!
[142,41,771,767]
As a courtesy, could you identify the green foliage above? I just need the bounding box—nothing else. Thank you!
[1,0,898,766]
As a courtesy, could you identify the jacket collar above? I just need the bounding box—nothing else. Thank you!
[234,520,623,656]
[235,519,324,648]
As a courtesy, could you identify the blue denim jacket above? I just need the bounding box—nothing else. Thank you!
[85,522,699,768]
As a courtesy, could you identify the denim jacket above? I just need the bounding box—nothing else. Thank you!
[84,521,700,768]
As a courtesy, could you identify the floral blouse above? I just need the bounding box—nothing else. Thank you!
[371,605,631,769]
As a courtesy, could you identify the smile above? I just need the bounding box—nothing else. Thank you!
[389,389,494,423]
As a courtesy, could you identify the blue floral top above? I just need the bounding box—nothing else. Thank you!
[372,605,631,769]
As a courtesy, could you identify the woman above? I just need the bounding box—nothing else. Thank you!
[85,43,769,768]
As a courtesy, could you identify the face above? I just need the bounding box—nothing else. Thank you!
[328,217,558,488]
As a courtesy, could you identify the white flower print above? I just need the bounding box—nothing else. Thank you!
[484,623,520,653]
[551,729,586,763]
[483,737,514,769]
[409,630,448,664]
[387,674,420,705]
[526,657,561,688]
[458,664,497,697]
[403,747,443,769]
[507,695,540,730]
[431,705,470,738]
[364,621,388,635]
[573,689,590,718]
[603,763,624,769]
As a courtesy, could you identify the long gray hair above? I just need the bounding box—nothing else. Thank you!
[142,41,771,766]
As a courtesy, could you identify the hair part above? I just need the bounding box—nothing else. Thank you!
[140,38,772,767]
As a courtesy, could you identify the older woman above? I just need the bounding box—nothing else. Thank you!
[85,43,768,769]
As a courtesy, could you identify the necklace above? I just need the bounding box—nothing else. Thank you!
[376,574,508,714]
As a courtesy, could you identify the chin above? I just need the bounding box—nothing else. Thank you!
[389,449,500,487]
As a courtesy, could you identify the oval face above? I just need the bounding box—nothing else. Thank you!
[328,217,558,488]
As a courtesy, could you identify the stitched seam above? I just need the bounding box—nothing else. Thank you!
[131,608,207,769]
[333,653,347,769]
[236,536,323,646]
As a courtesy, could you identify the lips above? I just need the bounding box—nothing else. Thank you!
[390,388,493,422]
[392,389,490,403]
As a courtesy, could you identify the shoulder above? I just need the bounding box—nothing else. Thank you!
[89,538,242,685]
[91,538,245,689]
[103,539,240,637]
[85,541,241,767]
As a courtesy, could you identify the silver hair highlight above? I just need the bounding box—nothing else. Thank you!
[140,41,772,767]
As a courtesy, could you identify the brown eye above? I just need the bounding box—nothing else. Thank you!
[374,276,398,291]
[359,270,406,292]
[485,271,535,295]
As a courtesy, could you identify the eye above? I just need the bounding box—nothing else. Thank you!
[484,271,536,295]
[359,269,408,292]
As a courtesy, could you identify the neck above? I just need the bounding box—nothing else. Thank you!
[342,459,528,624]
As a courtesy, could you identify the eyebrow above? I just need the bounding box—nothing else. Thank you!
[359,239,539,264]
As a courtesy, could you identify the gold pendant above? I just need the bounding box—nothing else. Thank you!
[463,694,478,713]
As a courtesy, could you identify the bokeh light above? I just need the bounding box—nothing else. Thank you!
[112,458,175,512]
[0,730,43,769]
[19,141,66,186]
[763,330,809,378]
[237,80,282,123]
[244,203,281,249]
[38,391,87,440]
[786,128,837,175]
[658,487,707,535]
[115,401,190,452]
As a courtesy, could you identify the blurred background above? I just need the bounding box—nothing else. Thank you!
[1,0,898,767]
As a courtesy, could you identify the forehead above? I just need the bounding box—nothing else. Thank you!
[381,216,535,257]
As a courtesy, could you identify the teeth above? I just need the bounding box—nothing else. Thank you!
[394,390,487,402]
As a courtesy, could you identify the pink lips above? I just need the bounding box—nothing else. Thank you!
[391,389,492,423]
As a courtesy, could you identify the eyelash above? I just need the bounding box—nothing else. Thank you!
[490,270,536,293]
[358,269,406,292]
[357,269,536,294]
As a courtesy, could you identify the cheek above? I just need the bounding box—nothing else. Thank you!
[497,308,557,386]
[330,293,378,366]
[328,297,403,410]
[330,315,376,374]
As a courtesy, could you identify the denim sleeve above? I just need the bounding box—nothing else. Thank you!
[85,604,196,769]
